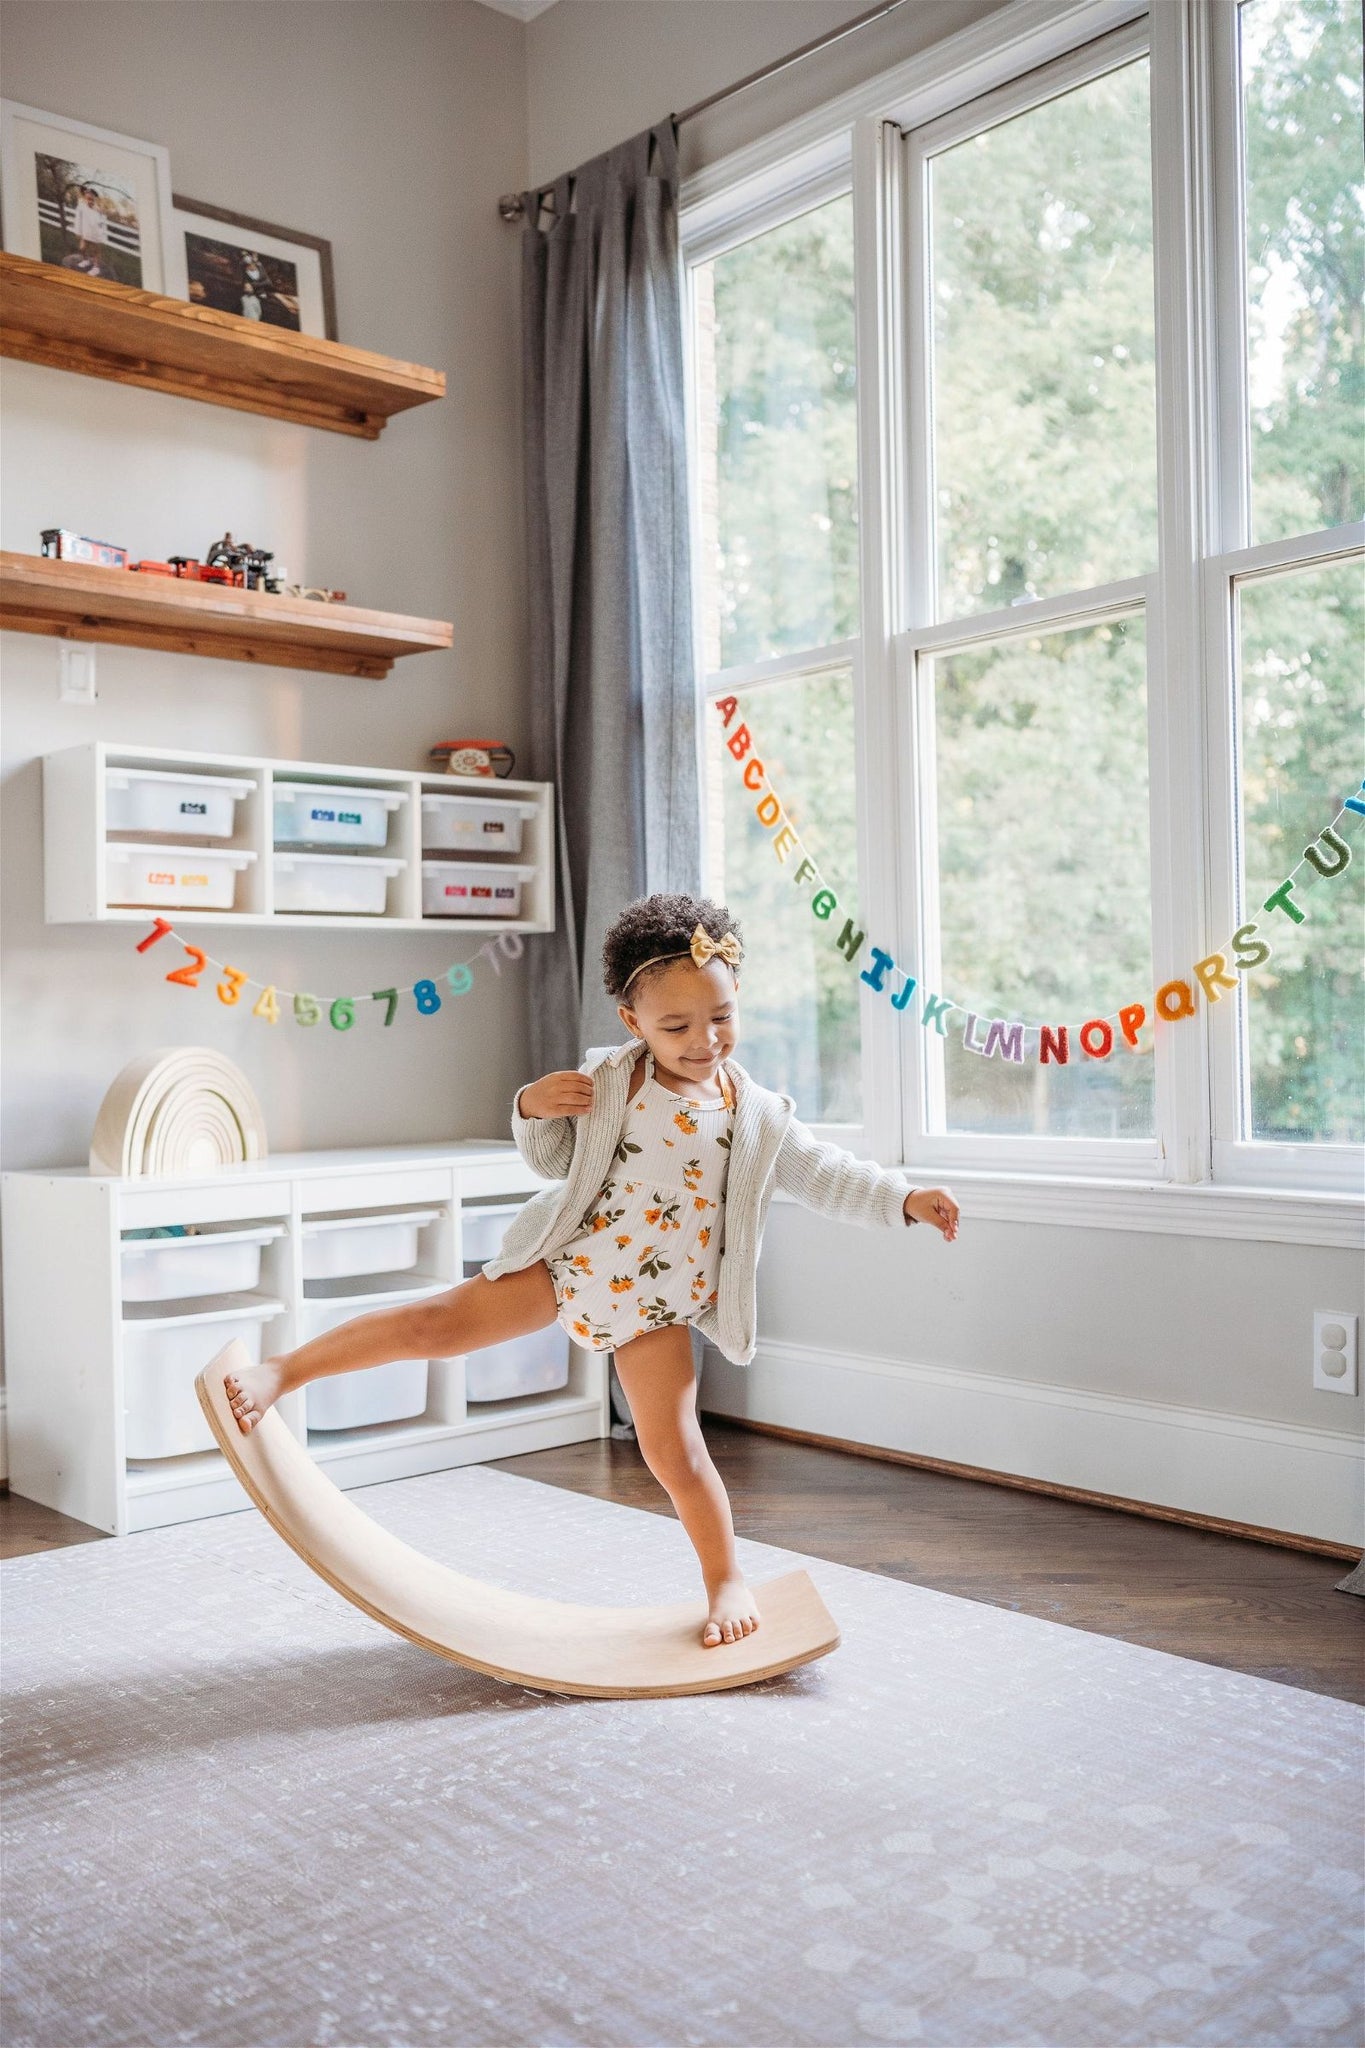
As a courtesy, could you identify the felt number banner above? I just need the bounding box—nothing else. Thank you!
[714,696,1362,1063]
[135,922,525,1030]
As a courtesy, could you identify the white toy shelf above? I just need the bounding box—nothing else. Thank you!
[1,1142,607,1536]
[42,740,556,932]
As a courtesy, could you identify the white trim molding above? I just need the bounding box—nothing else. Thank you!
[772,1175,1363,1245]
[702,1335,1365,1548]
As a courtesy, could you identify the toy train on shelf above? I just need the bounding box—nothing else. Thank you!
[39,529,345,602]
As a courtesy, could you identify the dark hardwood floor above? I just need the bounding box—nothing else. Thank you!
[3,1417,1360,1703]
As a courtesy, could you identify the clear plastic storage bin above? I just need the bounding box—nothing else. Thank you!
[106,842,257,910]
[301,1209,440,1281]
[273,782,407,849]
[461,1204,521,1266]
[421,794,537,855]
[421,861,532,919]
[302,1280,440,1430]
[273,851,406,916]
[106,767,256,840]
[466,1324,570,1403]
[122,1295,285,1459]
[120,1224,284,1302]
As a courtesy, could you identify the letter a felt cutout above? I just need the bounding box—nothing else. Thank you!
[716,696,739,728]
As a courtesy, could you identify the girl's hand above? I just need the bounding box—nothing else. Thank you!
[905,1187,959,1240]
[518,1071,595,1120]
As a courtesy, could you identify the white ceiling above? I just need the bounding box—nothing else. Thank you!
[472,0,561,21]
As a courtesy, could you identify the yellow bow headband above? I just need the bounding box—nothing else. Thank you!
[621,922,742,994]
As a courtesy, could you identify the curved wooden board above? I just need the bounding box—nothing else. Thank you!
[195,1343,841,1699]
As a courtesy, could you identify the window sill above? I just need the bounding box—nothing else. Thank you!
[771,1172,1363,1247]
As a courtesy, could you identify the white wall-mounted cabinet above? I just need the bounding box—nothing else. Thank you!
[2,1142,605,1535]
[43,740,556,932]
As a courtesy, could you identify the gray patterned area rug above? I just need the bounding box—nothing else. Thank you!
[2,1464,1361,2048]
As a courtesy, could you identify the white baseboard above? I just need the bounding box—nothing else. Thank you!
[700,1338,1364,1549]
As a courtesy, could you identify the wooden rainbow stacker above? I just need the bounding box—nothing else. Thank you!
[196,1341,841,1700]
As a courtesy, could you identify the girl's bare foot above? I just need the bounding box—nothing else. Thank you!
[703,1575,761,1648]
[223,1357,288,1435]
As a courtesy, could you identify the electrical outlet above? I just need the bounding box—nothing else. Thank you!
[58,643,97,703]
[1313,1311,1358,1395]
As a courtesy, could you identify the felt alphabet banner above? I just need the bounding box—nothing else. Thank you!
[134,919,524,1030]
[714,697,1363,1064]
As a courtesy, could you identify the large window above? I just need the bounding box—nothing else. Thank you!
[684,0,1363,1194]
[907,35,1161,1168]
[692,191,863,1126]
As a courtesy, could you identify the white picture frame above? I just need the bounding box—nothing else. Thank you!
[170,196,336,340]
[0,99,184,296]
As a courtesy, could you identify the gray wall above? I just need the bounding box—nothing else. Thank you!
[2,0,530,1184]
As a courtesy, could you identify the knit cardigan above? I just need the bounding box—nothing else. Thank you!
[482,1036,918,1367]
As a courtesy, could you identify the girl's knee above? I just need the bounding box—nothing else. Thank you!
[640,1430,710,1493]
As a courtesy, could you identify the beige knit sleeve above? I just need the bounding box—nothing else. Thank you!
[772,1116,915,1228]
[510,1091,576,1181]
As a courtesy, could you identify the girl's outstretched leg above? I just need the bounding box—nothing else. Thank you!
[612,1324,761,1649]
[223,1263,559,1434]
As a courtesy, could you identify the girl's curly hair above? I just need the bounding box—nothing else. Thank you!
[602,892,744,1000]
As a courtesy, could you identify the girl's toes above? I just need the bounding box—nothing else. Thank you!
[703,1622,722,1646]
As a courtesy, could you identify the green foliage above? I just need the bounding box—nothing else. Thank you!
[708,198,858,669]
[1242,0,1365,539]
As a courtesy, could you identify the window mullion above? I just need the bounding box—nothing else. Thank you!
[1146,0,1221,1185]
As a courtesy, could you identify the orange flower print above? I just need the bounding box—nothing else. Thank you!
[615,1233,632,1248]
[693,1195,709,1212]
[698,1226,711,1247]
[644,1205,661,1226]
[570,1253,593,1274]
[572,1318,591,1339]
[681,1157,703,1190]
[608,1275,634,1296]
[673,1108,698,1136]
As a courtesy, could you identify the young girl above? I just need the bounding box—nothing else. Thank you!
[222,893,959,1650]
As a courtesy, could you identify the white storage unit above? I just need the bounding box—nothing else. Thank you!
[123,1296,286,1458]
[44,740,556,932]
[106,842,257,910]
[421,793,538,854]
[274,782,407,849]
[106,766,257,840]
[274,851,406,916]
[2,1143,606,1534]
[301,1209,440,1280]
[121,1224,285,1302]
[421,861,534,919]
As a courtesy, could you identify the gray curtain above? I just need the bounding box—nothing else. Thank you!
[520,120,699,1075]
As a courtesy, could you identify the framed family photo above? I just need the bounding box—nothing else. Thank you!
[0,99,184,294]
[171,196,337,339]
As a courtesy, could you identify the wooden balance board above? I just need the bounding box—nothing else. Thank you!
[195,1342,841,1699]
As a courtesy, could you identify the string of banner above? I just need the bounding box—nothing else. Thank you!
[131,703,1363,1045]
[713,694,1364,1063]
[132,917,525,1029]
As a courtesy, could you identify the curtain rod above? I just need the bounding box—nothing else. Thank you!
[497,0,912,222]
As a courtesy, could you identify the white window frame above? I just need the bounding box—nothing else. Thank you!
[680,0,1364,1236]
[684,155,875,1155]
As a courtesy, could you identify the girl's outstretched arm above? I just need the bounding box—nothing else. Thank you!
[772,1116,916,1230]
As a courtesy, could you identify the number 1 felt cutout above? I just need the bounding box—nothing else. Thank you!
[136,917,174,953]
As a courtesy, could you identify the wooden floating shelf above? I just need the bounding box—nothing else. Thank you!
[0,553,452,680]
[0,252,445,438]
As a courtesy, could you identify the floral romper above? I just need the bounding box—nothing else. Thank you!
[547,1049,734,1351]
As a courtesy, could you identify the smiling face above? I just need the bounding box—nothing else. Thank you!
[617,956,739,1093]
